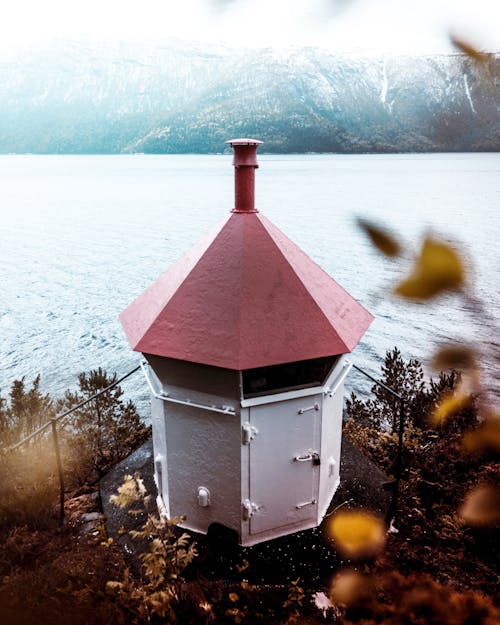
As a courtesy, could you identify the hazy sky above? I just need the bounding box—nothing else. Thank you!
[1,0,499,56]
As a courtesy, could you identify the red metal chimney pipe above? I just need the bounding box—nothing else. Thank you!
[226,138,263,213]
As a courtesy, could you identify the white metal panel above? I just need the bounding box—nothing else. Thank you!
[165,403,242,535]
[240,406,251,509]
[248,395,321,536]
[317,386,343,520]
[150,378,170,516]
[318,356,349,520]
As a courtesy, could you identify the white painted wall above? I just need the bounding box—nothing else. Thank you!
[145,355,349,546]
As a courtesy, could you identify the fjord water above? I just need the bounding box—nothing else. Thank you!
[1,153,499,415]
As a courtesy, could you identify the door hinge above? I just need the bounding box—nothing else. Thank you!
[242,499,260,520]
[242,422,258,445]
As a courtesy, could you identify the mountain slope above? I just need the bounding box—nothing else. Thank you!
[0,41,498,153]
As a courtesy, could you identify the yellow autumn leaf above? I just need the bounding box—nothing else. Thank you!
[463,413,500,454]
[357,219,401,257]
[229,592,239,602]
[395,236,465,300]
[326,509,385,558]
[236,558,249,573]
[431,344,476,371]
[430,389,472,425]
[105,580,123,593]
[459,484,500,526]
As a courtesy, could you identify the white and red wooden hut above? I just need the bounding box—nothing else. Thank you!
[120,139,373,546]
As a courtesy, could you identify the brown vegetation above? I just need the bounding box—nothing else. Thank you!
[345,348,499,603]
[1,351,499,624]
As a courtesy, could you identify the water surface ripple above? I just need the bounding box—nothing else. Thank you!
[1,153,499,417]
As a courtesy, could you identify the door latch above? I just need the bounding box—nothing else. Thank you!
[242,422,258,445]
[293,450,320,465]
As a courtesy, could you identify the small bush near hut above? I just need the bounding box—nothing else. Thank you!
[0,369,150,533]
[345,348,499,599]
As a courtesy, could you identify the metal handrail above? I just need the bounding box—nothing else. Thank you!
[352,363,403,400]
[3,364,141,524]
[5,365,141,453]
[140,360,236,415]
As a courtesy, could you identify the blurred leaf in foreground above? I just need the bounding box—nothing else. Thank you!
[431,344,477,371]
[459,484,500,526]
[210,0,237,10]
[357,218,401,257]
[449,33,492,64]
[463,412,500,454]
[394,236,465,300]
[326,509,385,558]
[329,570,372,605]
[430,386,472,426]
[325,0,358,17]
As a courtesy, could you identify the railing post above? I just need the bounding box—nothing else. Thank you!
[387,397,406,523]
[351,363,407,524]
[51,418,65,525]
[397,398,405,482]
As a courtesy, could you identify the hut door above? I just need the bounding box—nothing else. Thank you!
[248,395,321,536]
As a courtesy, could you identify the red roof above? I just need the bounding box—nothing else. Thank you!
[120,211,373,370]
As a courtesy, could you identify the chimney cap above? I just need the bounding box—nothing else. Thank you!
[226,138,263,147]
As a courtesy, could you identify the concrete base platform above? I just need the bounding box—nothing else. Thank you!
[100,437,390,584]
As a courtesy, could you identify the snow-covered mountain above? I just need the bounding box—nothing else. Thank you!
[0,40,498,153]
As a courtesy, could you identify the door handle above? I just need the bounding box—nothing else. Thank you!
[294,452,313,462]
[298,402,319,414]
[296,499,317,509]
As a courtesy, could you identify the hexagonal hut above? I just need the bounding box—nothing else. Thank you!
[120,139,373,546]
